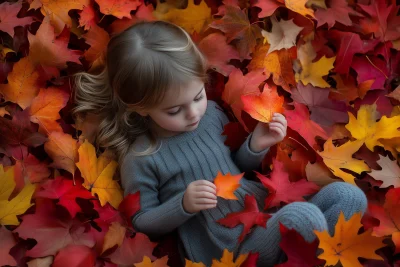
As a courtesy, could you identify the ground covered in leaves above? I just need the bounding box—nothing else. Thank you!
[0,0,400,266]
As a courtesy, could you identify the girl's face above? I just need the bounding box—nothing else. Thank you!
[144,79,208,137]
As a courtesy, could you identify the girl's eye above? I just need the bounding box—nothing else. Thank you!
[167,108,181,115]
[194,95,204,102]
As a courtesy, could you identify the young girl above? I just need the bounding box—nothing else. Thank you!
[73,21,368,266]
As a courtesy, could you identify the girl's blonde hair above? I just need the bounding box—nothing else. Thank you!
[72,21,208,162]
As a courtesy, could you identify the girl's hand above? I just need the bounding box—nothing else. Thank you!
[183,180,218,214]
[250,113,287,153]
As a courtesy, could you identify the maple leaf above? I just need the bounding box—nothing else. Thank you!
[44,131,78,176]
[102,221,126,253]
[29,87,69,134]
[210,5,262,59]
[315,0,361,29]
[295,41,335,88]
[29,0,90,35]
[305,161,338,187]
[284,102,328,148]
[329,74,374,104]
[217,194,271,242]
[252,0,281,18]
[284,0,314,17]
[35,176,93,218]
[118,192,140,224]
[222,122,248,151]
[222,68,267,131]
[368,155,400,188]
[314,212,386,267]
[255,159,319,208]
[275,223,325,267]
[53,245,96,266]
[317,138,370,185]
[0,170,35,225]
[185,259,207,267]
[198,33,240,76]
[211,249,248,267]
[95,0,141,19]
[241,85,284,123]
[76,140,123,208]
[28,16,81,69]
[79,5,97,30]
[328,30,378,75]
[291,82,348,126]
[14,154,50,191]
[345,104,400,151]
[0,108,47,160]
[358,0,392,40]
[109,233,157,265]
[0,57,40,109]
[83,24,110,66]
[369,187,400,254]
[26,257,53,266]
[134,256,169,267]
[214,171,244,200]
[154,0,211,34]
[14,199,95,257]
[0,227,17,266]
[0,1,33,37]
[248,44,296,92]
[351,55,389,90]
[263,17,302,54]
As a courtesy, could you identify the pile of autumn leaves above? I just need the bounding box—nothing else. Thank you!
[1,0,400,266]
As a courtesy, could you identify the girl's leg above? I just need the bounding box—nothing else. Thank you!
[239,202,328,266]
[308,182,368,235]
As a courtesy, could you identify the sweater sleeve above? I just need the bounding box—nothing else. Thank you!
[208,100,269,172]
[120,153,196,237]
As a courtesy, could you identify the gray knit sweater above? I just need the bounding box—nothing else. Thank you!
[120,100,269,265]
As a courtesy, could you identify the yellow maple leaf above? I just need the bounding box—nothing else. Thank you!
[0,165,35,225]
[314,212,386,267]
[153,0,211,34]
[318,138,370,185]
[0,57,40,109]
[185,259,207,267]
[134,256,169,267]
[76,140,123,209]
[345,104,400,151]
[211,249,248,267]
[295,41,335,88]
[214,171,244,200]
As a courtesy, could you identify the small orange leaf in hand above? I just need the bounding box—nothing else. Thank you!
[241,85,284,123]
[214,171,244,200]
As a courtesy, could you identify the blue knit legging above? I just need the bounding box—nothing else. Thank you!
[238,182,368,266]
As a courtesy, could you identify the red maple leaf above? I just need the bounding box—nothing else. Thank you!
[52,245,96,267]
[118,192,141,226]
[217,194,271,243]
[275,223,325,267]
[0,227,17,266]
[14,199,95,258]
[35,176,93,218]
[255,159,320,208]
[0,109,46,160]
[0,1,33,37]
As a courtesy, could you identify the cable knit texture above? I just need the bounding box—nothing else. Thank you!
[120,100,368,266]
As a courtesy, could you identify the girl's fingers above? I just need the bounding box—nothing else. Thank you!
[197,203,217,211]
[272,113,287,126]
[269,125,285,137]
[195,191,217,200]
[196,185,217,195]
[196,198,218,205]
[269,122,286,131]
[195,179,217,189]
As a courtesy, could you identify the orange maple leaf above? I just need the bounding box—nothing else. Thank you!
[185,259,207,267]
[314,212,386,267]
[134,256,169,267]
[211,249,248,267]
[0,57,40,109]
[95,0,141,19]
[214,171,244,200]
[44,132,78,176]
[29,87,69,134]
[241,85,284,123]
[102,221,126,254]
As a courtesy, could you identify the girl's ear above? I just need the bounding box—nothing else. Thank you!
[136,110,149,117]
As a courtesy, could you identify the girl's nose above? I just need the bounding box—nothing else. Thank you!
[186,106,197,120]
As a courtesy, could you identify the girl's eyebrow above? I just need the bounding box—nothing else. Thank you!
[163,86,204,110]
